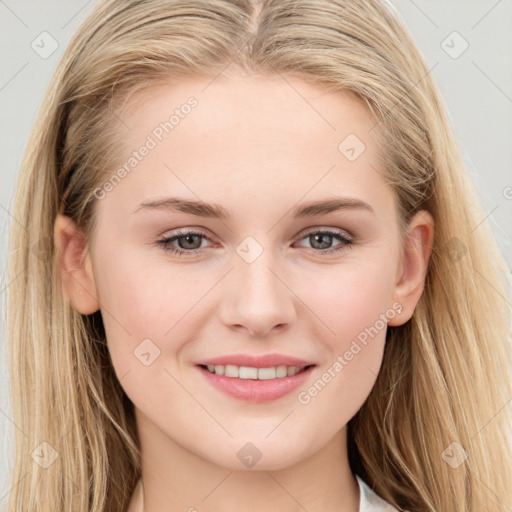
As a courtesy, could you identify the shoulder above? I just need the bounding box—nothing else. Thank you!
[356,474,410,512]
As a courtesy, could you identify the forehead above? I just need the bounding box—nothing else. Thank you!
[119,73,381,151]
[98,73,392,223]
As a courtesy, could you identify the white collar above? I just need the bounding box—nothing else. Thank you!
[356,474,401,511]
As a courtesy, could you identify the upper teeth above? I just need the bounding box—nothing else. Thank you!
[206,364,306,379]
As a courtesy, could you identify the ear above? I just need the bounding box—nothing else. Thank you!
[53,213,100,315]
[388,210,434,326]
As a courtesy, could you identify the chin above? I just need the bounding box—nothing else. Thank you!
[204,440,312,472]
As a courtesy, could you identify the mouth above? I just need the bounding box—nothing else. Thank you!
[197,363,316,380]
[196,363,317,403]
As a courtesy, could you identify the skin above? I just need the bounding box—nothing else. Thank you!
[54,72,434,512]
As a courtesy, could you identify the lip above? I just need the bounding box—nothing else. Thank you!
[195,353,315,368]
[197,364,316,403]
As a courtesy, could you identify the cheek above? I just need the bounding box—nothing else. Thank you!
[293,259,397,406]
[300,260,396,342]
[94,253,223,388]
[95,266,196,414]
[93,253,192,368]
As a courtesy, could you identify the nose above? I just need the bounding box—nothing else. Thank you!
[218,250,297,338]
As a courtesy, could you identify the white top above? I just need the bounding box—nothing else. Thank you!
[356,474,401,511]
[128,474,402,512]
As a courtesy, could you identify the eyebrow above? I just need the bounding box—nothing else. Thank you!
[132,196,375,219]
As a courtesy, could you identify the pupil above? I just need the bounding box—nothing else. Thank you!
[180,234,200,249]
[312,233,331,249]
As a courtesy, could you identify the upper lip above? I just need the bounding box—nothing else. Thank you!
[196,353,316,368]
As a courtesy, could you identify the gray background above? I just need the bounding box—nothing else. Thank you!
[1,0,511,501]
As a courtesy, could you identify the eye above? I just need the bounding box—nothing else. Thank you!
[156,228,354,257]
[156,229,212,257]
[294,229,354,255]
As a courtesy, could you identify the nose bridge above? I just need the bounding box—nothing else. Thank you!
[219,238,296,336]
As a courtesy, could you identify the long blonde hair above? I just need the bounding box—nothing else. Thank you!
[4,0,511,510]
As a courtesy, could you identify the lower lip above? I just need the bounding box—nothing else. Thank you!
[197,365,316,403]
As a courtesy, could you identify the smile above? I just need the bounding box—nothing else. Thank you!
[200,363,313,380]
[196,364,317,403]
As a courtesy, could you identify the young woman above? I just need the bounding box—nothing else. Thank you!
[5,1,511,511]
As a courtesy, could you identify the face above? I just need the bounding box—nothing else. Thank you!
[57,72,433,471]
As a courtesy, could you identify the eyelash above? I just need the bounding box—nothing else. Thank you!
[156,229,354,257]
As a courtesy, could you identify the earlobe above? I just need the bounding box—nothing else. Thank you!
[388,210,434,327]
[53,213,100,315]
